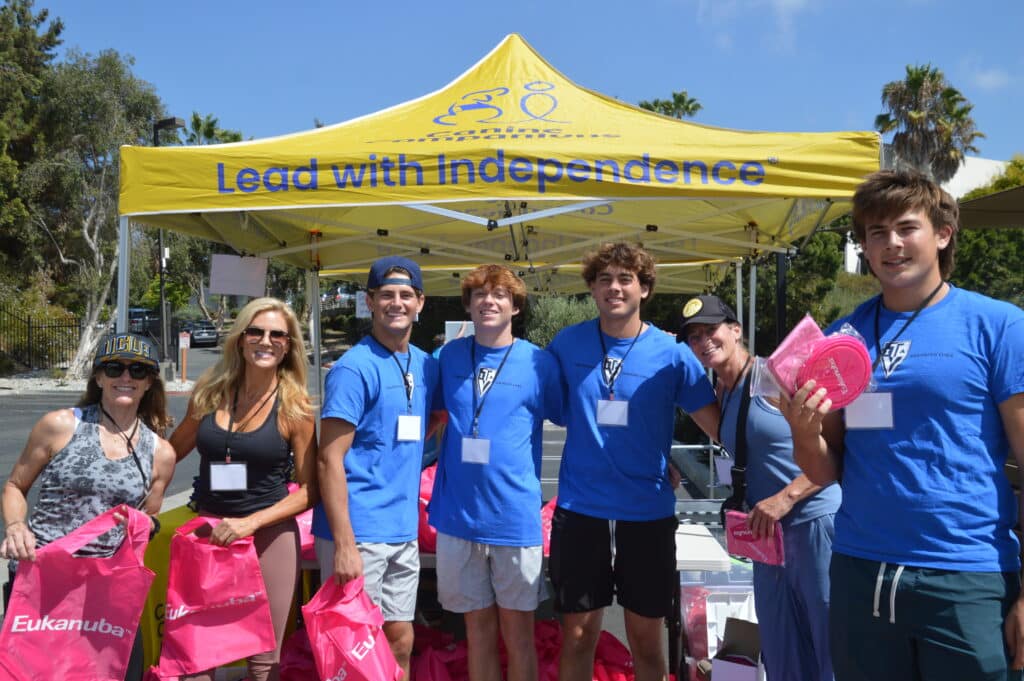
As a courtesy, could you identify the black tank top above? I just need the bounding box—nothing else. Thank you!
[194,396,290,516]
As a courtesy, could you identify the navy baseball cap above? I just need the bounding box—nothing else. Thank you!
[367,256,424,292]
[93,332,160,369]
[680,295,739,331]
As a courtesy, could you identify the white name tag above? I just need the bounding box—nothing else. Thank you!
[596,399,629,427]
[210,462,248,491]
[714,456,734,486]
[397,414,422,441]
[845,392,894,429]
[461,437,491,464]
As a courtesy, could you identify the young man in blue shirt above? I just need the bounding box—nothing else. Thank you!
[313,256,439,677]
[430,264,562,681]
[547,242,720,681]
[783,170,1024,681]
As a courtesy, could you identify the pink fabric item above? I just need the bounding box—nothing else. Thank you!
[541,496,557,557]
[725,510,785,566]
[795,334,872,408]
[301,576,403,681]
[0,505,155,681]
[286,483,316,563]
[419,464,439,553]
[152,516,276,678]
[766,314,825,395]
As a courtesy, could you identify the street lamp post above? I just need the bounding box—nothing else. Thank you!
[152,117,186,369]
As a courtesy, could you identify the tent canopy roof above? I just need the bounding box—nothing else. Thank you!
[119,34,879,295]
[959,185,1024,230]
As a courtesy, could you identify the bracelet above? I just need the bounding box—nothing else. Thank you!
[148,515,161,540]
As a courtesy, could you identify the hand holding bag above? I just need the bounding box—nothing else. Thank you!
[152,515,276,677]
[301,576,403,681]
[0,504,155,681]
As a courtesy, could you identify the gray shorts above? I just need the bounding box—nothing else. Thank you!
[435,532,546,613]
[315,536,420,621]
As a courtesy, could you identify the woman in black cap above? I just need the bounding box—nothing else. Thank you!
[0,331,177,679]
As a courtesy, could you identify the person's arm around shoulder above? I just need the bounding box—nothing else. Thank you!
[999,392,1024,670]
[1,408,77,561]
[779,379,844,485]
[209,411,319,547]
[318,416,362,584]
[168,398,202,463]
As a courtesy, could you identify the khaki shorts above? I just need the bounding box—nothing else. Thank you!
[435,532,546,613]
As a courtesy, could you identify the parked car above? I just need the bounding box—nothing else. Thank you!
[128,307,155,334]
[179,319,219,348]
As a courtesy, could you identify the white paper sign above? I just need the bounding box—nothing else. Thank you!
[209,254,268,297]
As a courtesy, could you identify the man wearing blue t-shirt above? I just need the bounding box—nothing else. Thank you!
[783,170,1024,681]
[547,242,720,681]
[430,264,562,681]
[314,255,439,677]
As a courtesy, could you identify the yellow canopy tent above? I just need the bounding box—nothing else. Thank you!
[118,33,879,309]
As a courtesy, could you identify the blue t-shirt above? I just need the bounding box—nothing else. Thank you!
[828,285,1024,571]
[549,319,716,521]
[312,335,439,543]
[719,384,840,526]
[428,337,563,546]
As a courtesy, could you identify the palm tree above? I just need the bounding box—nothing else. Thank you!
[874,64,984,184]
[184,111,242,145]
[639,90,702,119]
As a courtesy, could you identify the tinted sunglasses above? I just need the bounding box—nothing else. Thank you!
[100,361,154,379]
[243,326,290,343]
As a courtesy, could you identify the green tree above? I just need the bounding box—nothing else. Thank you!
[523,294,596,348]
[184,111,242,145]
[0,0,62,278]
[638,90,702,119]
[875,64,984,183]
[20,48,164,375]
[951,155,1024,306]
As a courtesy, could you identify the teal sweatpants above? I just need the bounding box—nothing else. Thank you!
[830,553,1022,681]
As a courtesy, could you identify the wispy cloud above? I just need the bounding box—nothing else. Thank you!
[694,0,812,52]
[972,68,1011,92]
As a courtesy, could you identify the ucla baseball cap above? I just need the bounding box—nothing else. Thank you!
[367,256,424,292]
[93,332,160,370]
[680,295,739,331]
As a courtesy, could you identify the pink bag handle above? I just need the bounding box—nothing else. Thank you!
[175,515,216,537]
[45,504,150,563]
[308,576,385,627]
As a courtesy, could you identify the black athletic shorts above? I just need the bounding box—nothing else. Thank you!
[548,506,678,618]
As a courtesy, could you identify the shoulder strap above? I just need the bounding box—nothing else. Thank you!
[730,370,754,488]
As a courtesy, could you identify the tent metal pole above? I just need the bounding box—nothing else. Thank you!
[749,262,757,353]
[775,251,788,346]
[307,269,323,421]
[116,216,130,333]
[735,260,743,329]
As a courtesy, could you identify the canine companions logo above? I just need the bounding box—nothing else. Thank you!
[602,357,622,386]
[433,81,569,127]
[10,615,128,638]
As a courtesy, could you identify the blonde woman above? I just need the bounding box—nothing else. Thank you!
[169,298,317,681]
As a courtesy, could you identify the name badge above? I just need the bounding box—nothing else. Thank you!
[210,462,248,491]
[596,399,629,427]
[461,437,491,464]
[845,392,894,429]
[397,414,422,441]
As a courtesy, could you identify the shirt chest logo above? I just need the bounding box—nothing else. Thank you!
[602,357,622,385]
[880,340,911,378]
[476,367,497,396]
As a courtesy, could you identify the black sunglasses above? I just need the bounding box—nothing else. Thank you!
[243,326,290,343]
[100,362,154,379]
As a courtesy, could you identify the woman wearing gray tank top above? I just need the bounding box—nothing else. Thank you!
[0,332,177,680]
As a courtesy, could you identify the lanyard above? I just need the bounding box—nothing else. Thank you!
[872,280,945,373]
[596,322,643,399]
[469,339,515,437]
[225,384,279,461]
[391,352,414,413]
[99,405,149,505]
[719,355,752,419]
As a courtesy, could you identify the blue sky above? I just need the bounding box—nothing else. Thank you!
[37,0,1023,161]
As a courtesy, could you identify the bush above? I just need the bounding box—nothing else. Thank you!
[524,295,597,348]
